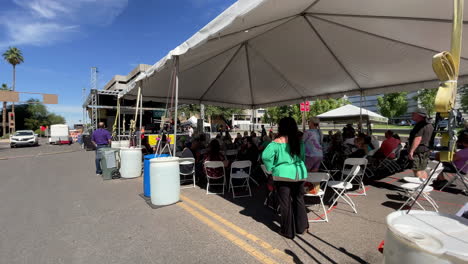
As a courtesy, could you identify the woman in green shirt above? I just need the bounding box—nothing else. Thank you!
[262,117,308,239]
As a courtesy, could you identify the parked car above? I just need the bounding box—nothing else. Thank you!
[10,130,39,148]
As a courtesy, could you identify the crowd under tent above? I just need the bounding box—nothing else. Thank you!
[119,0,468,109]
[317,104,388,124]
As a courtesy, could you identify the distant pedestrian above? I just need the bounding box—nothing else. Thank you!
[188,126,194,137]
[92,122,111,176]
[261,124,267,138]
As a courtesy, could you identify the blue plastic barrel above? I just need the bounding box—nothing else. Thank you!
[144,154,170,197]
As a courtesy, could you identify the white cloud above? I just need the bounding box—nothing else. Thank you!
[0,0,128,47]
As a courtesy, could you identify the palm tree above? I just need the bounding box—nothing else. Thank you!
[1,83,9,137]
[3,47,24,132]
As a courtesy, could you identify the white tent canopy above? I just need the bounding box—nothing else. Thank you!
[120,0,468,108]
[317,104,388,123]
[180,116,211,128]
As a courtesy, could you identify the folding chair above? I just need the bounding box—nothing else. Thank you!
[399,162,444,212]
[399,183,439,212]
[403,161,443,184]
[229,160,252,198]
[328,165,361,213]
[320,161,340,180]
[305,172,330,223]
[225,149,238,161]
[261,165,278,211]
[375,145,402,175]
[179,158,196,189]
[441,161,468,193]
[204,161,226,195]
[341,158,368,196]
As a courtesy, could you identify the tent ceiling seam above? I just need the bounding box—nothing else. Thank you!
[301,0,321,14]
[180,45,240,74]
[303,15,362,91]
[199,44,244,101]
[306,12,468,24]
[308,14,468,61]
[244,44,255,106]
[207,14,298,43]
[180,16,300,75]
[247,43,306,99]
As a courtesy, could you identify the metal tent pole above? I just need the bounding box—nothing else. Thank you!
[173,56,180,155]
[139,91,143,148]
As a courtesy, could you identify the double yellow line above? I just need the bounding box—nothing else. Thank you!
[178,194,294,264]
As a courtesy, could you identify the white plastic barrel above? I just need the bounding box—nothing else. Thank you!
[384,210,468,264]
[150,157,180,206]
[111,141,121,149]
[119,140,130,148]
[119,148,142,179]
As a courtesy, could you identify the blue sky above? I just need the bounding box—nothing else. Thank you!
[0,0,236,124]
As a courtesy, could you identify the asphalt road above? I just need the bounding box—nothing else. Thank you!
[0,141,466,264]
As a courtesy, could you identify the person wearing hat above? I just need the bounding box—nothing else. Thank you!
[408,108,434,180]
[303,116,323,172]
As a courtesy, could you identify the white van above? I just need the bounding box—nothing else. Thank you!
[49,124,72,145]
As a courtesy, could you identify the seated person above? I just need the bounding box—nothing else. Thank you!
[251,132,260,147]
[373,130,401,160]
[234,133,243,148]
[180,140,200,175]
[223,134,235,150]
[238,136,260,167]
[203,139,229,178]
[259,135,272,152]
[348,136,367,158]
[433,137,468,186]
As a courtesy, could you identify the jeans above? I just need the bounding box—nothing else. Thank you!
[95,145,108,174]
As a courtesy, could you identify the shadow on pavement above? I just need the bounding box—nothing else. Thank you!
[305,232,369,264]
[381,201,404,210]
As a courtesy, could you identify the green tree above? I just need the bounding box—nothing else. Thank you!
[262,105,292,125]
[24,99,48,130]
[460,85,468,112]
[262,98,350,125]
[178,104,243,124]
[377,92,408,120]
[11,99,66,131]
[309,98,350,117]
[1,83,9,136]
[413,89,437,117]
[46,113,66,125]
[3,47,24,127]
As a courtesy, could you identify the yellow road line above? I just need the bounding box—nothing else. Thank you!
[177,202,278,264]
[180,195,293,264]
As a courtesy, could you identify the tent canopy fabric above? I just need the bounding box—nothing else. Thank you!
[120,0,468,108]
[180,116,211,127]
[317,104,388,123]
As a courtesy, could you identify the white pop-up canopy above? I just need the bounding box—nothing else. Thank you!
[317,104,388,123]
[180,116,211,128]
[120,0,468,108]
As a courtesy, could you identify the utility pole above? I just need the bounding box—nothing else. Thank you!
[90,67,99,131]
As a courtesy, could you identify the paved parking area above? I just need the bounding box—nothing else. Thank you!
[0,142,466,263]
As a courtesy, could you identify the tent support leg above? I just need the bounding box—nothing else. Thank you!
[173,56,180,155]
[139,91,143,148]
